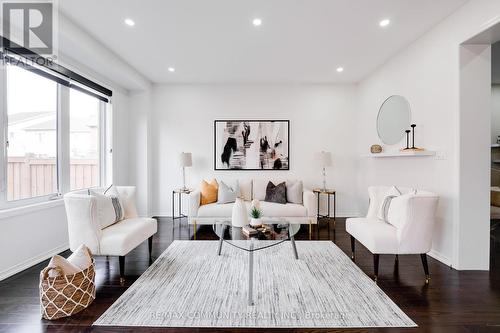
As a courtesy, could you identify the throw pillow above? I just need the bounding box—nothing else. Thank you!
[377,186,402,222]
[67,244,93,271]
[91,188,125,228]
[107,186,138,219]
[237,179,252,201]
[217,181,239,204]
[287,180,303,204]
[91,191,120,229]
[265,181,287,204]
[387,193,413,229]
[47,255,81,278]
[200,179,219,205]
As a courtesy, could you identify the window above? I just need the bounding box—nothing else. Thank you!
[6,65,58,201]
[69,89,100,190]
[0,57,112,208]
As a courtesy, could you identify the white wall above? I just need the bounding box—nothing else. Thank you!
[0,202,68,280]
[128,90,153,216]
[355,0,500,270]
[150,84,360,217]
[458,44,491,271]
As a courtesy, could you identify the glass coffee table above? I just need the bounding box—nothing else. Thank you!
[212,220,300,306]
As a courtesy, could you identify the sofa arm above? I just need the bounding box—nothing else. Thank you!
[63,193,102,254]
[303,190,317,217]
[188,190,201,217]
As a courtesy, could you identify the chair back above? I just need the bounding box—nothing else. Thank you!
[367,186,439,253]
[64,190,102,254]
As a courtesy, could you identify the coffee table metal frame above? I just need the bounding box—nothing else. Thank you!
[214,222,299,306]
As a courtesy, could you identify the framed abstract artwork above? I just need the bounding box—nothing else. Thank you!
[214,120,290,170]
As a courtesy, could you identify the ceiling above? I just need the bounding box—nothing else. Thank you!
[59,0,467,85]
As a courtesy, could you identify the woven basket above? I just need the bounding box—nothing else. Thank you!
[39,251,96,320]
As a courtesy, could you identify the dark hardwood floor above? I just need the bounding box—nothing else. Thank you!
[2,217,500,333]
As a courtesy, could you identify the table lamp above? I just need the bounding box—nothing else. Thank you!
[316,151,332,191]
[179,152,192,191]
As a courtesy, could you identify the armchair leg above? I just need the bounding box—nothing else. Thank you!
[119,256,125,284]
[373,254,379,282]
[350,236,355,261]
[420,253,430,284]
[148,235,153,260]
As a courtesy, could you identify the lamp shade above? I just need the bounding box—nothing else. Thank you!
[316,151,332,167]
[179,152,192,167]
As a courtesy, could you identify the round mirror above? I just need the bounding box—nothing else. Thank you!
[377,95,411,145]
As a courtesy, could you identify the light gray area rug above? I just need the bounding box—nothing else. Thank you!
[94,240,417,328]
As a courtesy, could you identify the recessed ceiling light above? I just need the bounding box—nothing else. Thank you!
[124,18,135,26]
[379,19,390,27]
[168,67,175,72]
[252,18,262,27]
[336,67,344,73]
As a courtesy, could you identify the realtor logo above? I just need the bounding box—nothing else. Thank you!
[2,1,54,55]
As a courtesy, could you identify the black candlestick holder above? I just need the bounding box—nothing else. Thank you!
[411,124,417,149]
[404,130,411,150]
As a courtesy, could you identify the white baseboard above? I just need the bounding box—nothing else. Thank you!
[0,243,69,282]
[428,249,452,268]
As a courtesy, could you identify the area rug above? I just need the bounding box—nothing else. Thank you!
[94,240,417,328]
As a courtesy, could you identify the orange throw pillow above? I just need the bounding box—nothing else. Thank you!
[200,179,219,205]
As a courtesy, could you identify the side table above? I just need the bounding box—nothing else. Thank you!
[313,188,336,240]
[172,188,193,238]
[172,188,192,220]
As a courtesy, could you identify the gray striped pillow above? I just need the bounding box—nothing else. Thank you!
[110,196,125,222]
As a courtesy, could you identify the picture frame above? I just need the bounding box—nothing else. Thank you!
[214,120,290,170]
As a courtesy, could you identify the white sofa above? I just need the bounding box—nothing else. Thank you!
[346,186,438,283]
[188,179,317,238]
[64,186,157,282]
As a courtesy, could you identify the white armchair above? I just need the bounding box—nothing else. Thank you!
[346,186,438,283]
[64,186,157,282]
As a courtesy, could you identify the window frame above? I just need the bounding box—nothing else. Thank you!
[0,62,112,210]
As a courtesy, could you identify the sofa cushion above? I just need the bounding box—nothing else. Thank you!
[197,201,307,218]
[100,217,157,256]
[200,179,219,205]
[346,217,399,253]
[238,179,252,201]
[259,201,307,217]
[198,203,235,217]
[287,180,303,204]
[265,181,287,204]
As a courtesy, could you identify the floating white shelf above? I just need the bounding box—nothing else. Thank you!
[363,150,436,158]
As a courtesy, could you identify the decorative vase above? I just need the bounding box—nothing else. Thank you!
[370,145,382,154]
[232,198,248,227]
[250,218,262,227]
